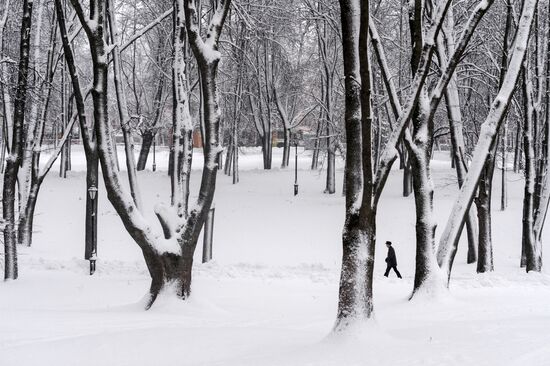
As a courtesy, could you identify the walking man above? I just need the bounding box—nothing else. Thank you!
[384,241,402,278]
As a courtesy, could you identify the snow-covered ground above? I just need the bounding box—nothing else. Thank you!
[1,147,550,366]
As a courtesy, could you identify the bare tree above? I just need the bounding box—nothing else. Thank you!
[3,0,35,280]
[435,7,478,265]
[437,0,538,281]
[64,0,230,307]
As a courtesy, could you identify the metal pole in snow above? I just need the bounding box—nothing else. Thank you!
[152,135,157,172]
[87,185,98,275]
[294,141,299,196]
[202,207,215,263]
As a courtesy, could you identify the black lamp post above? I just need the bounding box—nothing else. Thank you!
[87,184,98,275]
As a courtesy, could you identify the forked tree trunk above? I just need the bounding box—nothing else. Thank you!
[65,0,230,307]
[406,0,443,295]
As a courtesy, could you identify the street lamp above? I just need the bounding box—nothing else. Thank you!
[87,184,98,275]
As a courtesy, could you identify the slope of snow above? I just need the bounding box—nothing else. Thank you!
[1,148,549,366]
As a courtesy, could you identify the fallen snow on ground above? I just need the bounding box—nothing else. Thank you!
[1,148,549,366]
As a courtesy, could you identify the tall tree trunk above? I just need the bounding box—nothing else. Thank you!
[107,0,143,210]
[501,123,508,211]
[18,8,57,246]
[56,0,100,269]
[514,119,522,173]
[522,66,542,272]
[475,147,496,273]
[3,0,34,280]
[18,0,45,213]
[436,23,478,264]
[326,145,336,194]
[59,58,68,178]
[499,0,511,214]
[408,95,440,295]
[406,0,442,295]
[311,113,322,170]
[335,0,376,329]
[224,143,232,176]
[325,124,336,194]
[0,0,13,163]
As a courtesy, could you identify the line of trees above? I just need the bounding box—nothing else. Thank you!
[335,0,548,331]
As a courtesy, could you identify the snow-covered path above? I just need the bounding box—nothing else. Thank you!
[1,149,549,365]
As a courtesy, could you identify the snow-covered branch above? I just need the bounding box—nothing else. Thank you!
[436,0,538,280]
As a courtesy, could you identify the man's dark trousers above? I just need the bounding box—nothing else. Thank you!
[384,264,402,278]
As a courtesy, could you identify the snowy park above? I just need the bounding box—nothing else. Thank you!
[1,148,550,365]
[2,0,550,365]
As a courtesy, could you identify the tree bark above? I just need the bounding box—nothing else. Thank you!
[56,0,100,264]
[521,66,542,272]
[3,0,34,280]
[435,23,478,264]
[64,0,230,307]
[107,0,143,210]
[335,0,376,329]
[18,9,58,246]
[137,130,155,170]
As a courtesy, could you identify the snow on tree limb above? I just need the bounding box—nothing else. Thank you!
[119,9,173,53]
[371,0,453,206]
[436,0,538,280]
[427,0,494,121]
[107,0,143,211]
[371,0,495,209]
[38,115,78,180]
